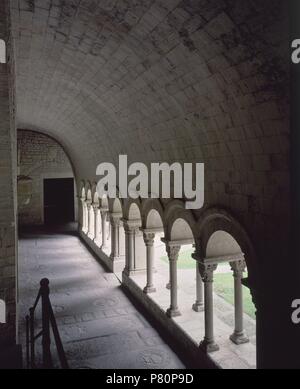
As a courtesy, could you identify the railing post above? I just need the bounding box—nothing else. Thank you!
[29,307,35,368]
[40,278,52,369]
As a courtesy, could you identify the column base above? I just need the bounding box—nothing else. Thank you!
[93,238,101,246]
[230,331,249,345]
[166,307,181,318]
[143,285,156,294]
[192,302,204,312]
[87,233,94,239]
[200,338,220,353]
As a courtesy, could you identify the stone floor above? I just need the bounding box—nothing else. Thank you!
[18,231,185,369]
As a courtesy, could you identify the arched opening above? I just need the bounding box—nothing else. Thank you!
[203,231,256,357]
[17,129,77,230]
[166,217,198,316]
[192,211,257,369]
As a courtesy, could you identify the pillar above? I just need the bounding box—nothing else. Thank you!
[123,221,135,276]
[87,201,93,238]
[199,263,219,353]
[192,264,204,312]
[143,232,156,294]
[166,244,181,318]
[229,259,249,345]
[80,198,87,233]
[100,208,108,250]
[93,204,101,244]
[110,213,122,261]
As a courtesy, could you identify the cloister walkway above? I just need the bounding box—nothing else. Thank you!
[18,230,185,369]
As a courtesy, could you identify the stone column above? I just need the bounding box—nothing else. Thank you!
[229,259,249,345]
[93,204,100,244]
[123,221,135,276]
[80,198,87,232]
[166,244,181,318]
[87,201,93,238]
[100,208,108,250]
[110,213,122,261]
[192,264,204,312]
[199,263,219,353]
[143,232,156,294]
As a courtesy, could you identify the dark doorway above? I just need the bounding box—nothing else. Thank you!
[44,178,75,225]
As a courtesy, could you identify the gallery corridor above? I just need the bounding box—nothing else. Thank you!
[18,231,185,369]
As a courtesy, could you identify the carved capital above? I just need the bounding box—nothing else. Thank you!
[92,203,100,213]
[166,245,181,262]
[143,232,155,246]
[110,213,122,227]
[199,263,218,282]
[100,208,108,219]
[230,259,246,278]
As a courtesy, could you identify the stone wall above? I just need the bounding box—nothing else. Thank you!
[0,0,17,348]
[18,130,75,226]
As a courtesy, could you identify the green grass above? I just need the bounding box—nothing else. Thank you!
[160,248,228,270]
[214,273,256,319]
[160,249,256,320]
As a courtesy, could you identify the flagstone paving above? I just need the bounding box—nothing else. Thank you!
[18,231,185,369]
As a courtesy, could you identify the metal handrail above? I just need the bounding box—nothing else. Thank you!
[25,278,69,369]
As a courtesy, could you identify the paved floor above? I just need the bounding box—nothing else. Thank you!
[18,231,185,369]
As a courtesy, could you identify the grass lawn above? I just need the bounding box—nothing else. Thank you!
[160,248,228,269]
[214,273,256,319]
[160,249,256,320]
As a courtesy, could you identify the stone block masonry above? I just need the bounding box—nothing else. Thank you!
[18,130,74,226]
[0,0,17,348]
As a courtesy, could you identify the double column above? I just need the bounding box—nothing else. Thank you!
[93,203,101,244]
[166,243,181,318]
[229,259,249,345]
[87,200,93,238]
[110,212,122,262]
[142,231,156,294]
[100,207,109,250]
[80,197,88,233]
[198,262,219,353]
[122,219,140,277]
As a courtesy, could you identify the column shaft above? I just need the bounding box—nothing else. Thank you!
[166,245,181,318]
[143,232,156,294]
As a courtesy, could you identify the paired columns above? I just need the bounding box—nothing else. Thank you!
[110,212,123,262]
[192,264,204,312]
[198,262,219,353]
[100,207,109,250]
[193,252,249,353]
[142,231,156,294]
[166,244,181,318]
[123,219,141,276]
[229,260,249,345]
[80,197,88,233]
[87,200,94,238]
[93,203,101,244]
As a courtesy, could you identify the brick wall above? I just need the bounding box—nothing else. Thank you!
[0,0,17,347]
[18,130,74,226]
